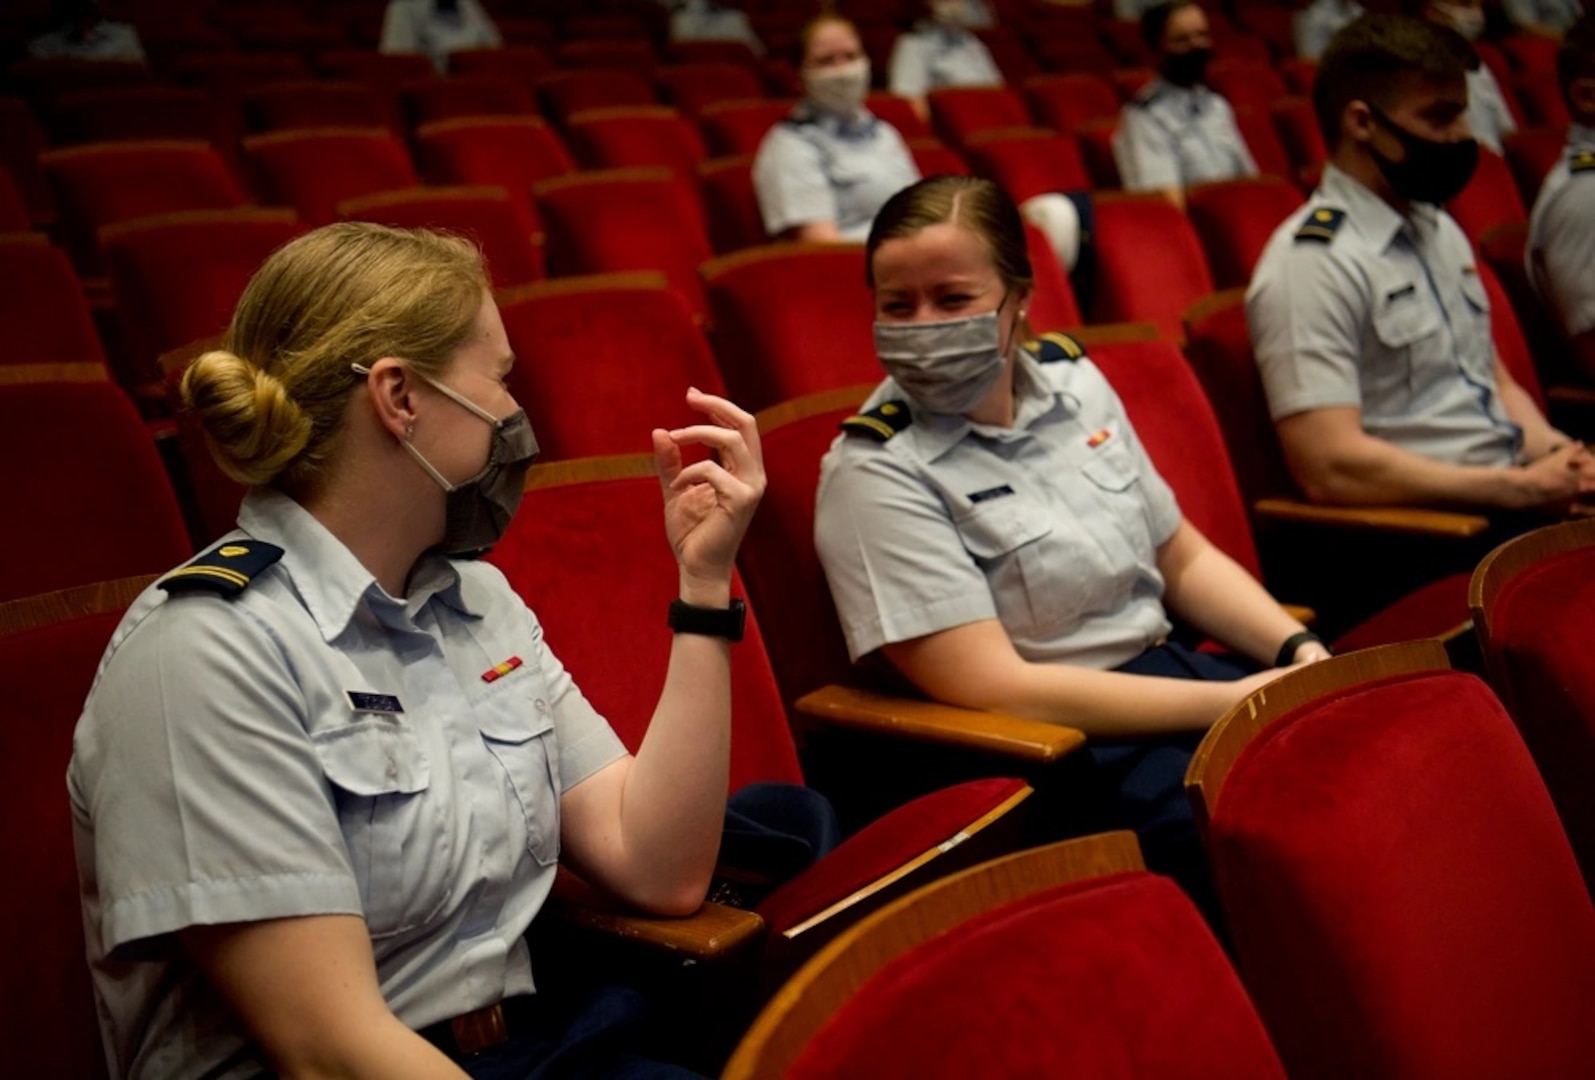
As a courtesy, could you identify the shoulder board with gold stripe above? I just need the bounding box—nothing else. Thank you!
[840,400,912,442]
[1295,206,1346,244]
[159,540,284,599]
[1026,331,1086,363]
[1571,149,1595,174]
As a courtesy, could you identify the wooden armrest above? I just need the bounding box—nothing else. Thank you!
[794,684,1085,765]
[1254,497,1490,539]
[1281,603,1316,627]
[546,868,766,961]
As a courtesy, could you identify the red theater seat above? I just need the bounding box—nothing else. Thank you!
[401,75,539,126]
[1185,175,1305,288]
[0,233,108,374]
[698,98,798,156]
[1023,73,1121,131]
[537,69,657,124]
[960,128,1090,202]
[1188,642,1595,1080]
[698,155,767,253]
[1090,194,1214,340]
[1445,146,1526,244]
[244,127,418,225]
[337,186,542,289]
[563,105,708,179]
[657,62,766,116]
[1502,126,1568,206]
[415,116,574,231]
[926,86,1031,149]
[241,79,392,134]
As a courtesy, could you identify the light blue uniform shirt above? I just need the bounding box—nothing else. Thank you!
[69,488,626,1079]
[815,346,1182,671]
[752,103,921,240]
[1113,79,1258,193]
[887,24,1004,99]
[1528,124,1595,338]
[1466,64,1518,156]
[1504,0,1583,32]
[380,0,502,73]
[1293,0,1364,61]
[669,0,764,54]
[1248,163,1522,468]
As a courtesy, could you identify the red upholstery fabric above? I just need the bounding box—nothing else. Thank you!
[1022,222,1083,331]
[1022,73,1121,131]
[975,26,1041,83]
[0,235,107,369]
[702,244,878,412]
[242,80,391,134]
[1186,176,1306,289]
[698,156,766,253]
[338,187,542,289]
[740,395,863,705]
[1476,257,1546,410]
[41,140,248,272]
[1445,147,1525,244]
[498,278,725,458]
[535,168,712,320]
[1230,105,1294,184]
[486,471,803,793]
[788,872,1285,1079]
[1513,72,1570,128]
[1270,96,1327,179]
[1091,197,1215,340]
[101,209,307,381]
[906,138,970,178]
[0,600,135,1080]
[0,96,53,225]
[1207,59,1289,116]
[0,168,28,231]
[537,70,657,125]
[556,40,658,75]
[170,53,310,94]
[1089,338,1262,578]
[448,46,554,91]
[564,106,708,179]
[656,63,766,116]
[864,93,933,141]
[415,116,573,235]
[927,86,1032,149]
[1329,572,1470,653]
[1502,33,1561,74]
[401,75,538,126]
[758,777,1029,935]
[244,128,418,226]
[53,86,235,148]
[1486,547,1595,890]
[961,128,1091,203]
[1502,126,1567,206]
[1207,670,1595,1079]
[1074,118,1122,189]
[1278,57,1317,96]
[697,98,796,157]
[0,382,190,601]
[317,50,434,86]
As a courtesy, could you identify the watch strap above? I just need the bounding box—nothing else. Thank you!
[668,597,747,642]
[1275,630,1325,669]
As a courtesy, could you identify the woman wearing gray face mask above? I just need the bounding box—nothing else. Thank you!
[69,222,763,1079]
[752,12,921,243]
[815,176,1328,915]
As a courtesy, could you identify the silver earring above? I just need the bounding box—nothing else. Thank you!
[406,424,415,438]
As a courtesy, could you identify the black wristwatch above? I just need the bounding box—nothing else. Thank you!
[1274,630,1326,669]
[668,598,747,642]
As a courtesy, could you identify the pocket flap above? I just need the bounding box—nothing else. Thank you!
[313,720,430,797]
[955,499,1053,559]
[476,703,555,746]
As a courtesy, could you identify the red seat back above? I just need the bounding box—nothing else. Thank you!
[865,92,933,140]
[1475,257,1546,411]
[242,79,392,134]
[563,105,708,179]
[1074,118,1122,189]
[0,575,154,1080]
[906,138,970,177]
[244,127,418,226]
[1021,221,1083,331]
[960,128,1090,202]
[656,63,766,116]
[1185,176,1305,289]
[1445,146,1525,244]
[497,274,725,459]
[415,116,574,230]
[0,379,191,601]
[1502,126,1567,205]
[702,243,879,412]
[0,234,108,372]
[1090,195,1215,340]
[486,458,803,792]
[1270,96,1327,182]
[698,155,767,253]
[401,75,539,126]
[537,69,657,124]
[1230,104,1293,182]
[1207,59,1289,115]
[338,186,543,289]
[1022,73,1120,131]
[698,98,798,156]
[927,86,1032,149]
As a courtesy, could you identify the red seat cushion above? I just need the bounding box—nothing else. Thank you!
[788,871,1284,1078]
[1328,571,1470,654]
[757,777,1025,934]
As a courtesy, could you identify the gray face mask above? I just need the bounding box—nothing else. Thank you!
[873,308,1010,415]
[353,363,540,555]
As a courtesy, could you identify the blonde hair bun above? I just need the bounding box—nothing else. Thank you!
[181,349,313,488]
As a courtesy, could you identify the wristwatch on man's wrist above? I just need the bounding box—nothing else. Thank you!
[668,598,747,642]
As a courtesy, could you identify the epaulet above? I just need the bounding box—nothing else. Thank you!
[1571,149,1595,174]
[840,400,912,442]
[1026,331,1086,363]
[159,539,284,598]
[1129,84,1161,108]
[1295,206,1346,244]
[780,105,818,129]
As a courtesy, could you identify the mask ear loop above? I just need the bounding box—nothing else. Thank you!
[350,361,461,492]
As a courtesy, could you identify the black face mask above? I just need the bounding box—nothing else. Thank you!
[1366,105,1479,206]
[1162,47,1211,89]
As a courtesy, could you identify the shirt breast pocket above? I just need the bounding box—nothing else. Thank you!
[1370,280,1441,393]
[1080,435,1140,493]
[314,720,453,939]
[954,495,1093,633]
[477,703,561,868]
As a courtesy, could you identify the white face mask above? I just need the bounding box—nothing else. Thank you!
[932,0,968,27]
[874,307,1012,415]
[1433,0,1485,40]
[803,58,871,117]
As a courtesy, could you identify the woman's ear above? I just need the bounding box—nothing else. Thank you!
[363,357,415,440]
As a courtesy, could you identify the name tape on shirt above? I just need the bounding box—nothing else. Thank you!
[346,691,404,714]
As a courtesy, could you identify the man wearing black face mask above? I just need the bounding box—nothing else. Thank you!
[1113,0,1257,210]
[1248,14,1594,523]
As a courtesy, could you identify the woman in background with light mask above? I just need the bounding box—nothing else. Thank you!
[814,176,1326,910]
[888,0,1005,122]
[69,222,763,1078]
[752,13,920,243]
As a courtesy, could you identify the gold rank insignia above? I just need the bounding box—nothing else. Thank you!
[1571,150,1595,174]
[1295,207,1346,244]
[159,539,285,598]
[841,399,913,442]
[1026,331,1086,363]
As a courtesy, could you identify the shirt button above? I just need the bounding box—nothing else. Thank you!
[386,757,398,779]
[534,698,548,714]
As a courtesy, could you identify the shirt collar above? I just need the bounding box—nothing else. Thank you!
[794,101,879,141]
[236,488,478,643]
[1316,162,1433,253]
[1147,78,1214,108]
[896,347,1071,462]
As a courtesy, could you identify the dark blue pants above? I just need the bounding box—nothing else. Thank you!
[459,986,706,1080]
[1095,641,1249,925]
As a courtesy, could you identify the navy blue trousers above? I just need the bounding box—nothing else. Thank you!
[458,986,705,1080]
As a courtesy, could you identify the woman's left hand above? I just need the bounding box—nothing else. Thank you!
[652,388,766,597]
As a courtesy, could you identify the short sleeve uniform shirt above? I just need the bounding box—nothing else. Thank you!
[69,488,626,1079]
[815,344,1182,672]
[1527,124,1595,339]
[1247,163,1523,467]
[887,25,1003,99]
[753,104,921,240]
[1113,78,1258,192]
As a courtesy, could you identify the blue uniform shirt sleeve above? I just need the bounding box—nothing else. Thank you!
[1114,100,1181,192]
[752,124,837,237]
[1247,229,1369,420]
